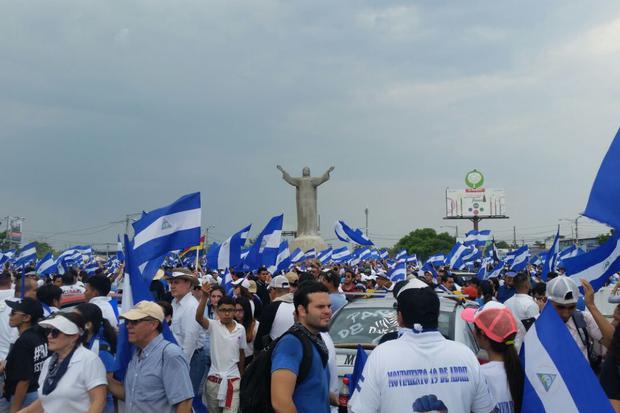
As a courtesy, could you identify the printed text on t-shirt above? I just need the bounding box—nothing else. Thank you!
[387,366,469,388]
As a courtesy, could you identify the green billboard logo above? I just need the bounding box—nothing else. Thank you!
[465,169,484,189]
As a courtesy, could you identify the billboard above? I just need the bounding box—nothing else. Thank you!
[446,188,506,218]
[7,217,23,244]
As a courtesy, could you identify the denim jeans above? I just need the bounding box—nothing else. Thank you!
[190,347,211,396]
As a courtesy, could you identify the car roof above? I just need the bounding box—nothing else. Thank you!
[341,295,476,312]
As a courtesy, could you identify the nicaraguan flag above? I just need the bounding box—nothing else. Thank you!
[304,248,317,259]
[583,128,620,229]
[207,225,251,270]
[406,253,418,263]
[131,192,201,266]
[35,253,56,276]
[334,220,374,246]
[269,240,291,274]
[15,242,37,267]
[349,345,369,395]
[332,247,351,262]
[530,255,542,266]
[426,253,445,266]
[388,262,407,282]
[476,256,493,279]
[509,245,530,272]
[318,248,333,264]
[463,230,492,247]
[487,261,505,279]
[395,250,407,261]
[446,242,468,269]
[84,260,100,275]
[289,248,304,264]
[116,235,125,262]
[379,250,388,259]
[563,232,620,292]
[244,214,284,271]
[520,303,614,412]
[542,227,561,280]
[220,268,235,296]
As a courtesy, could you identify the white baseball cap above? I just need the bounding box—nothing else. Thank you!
[39,314,83,335]
[546,276,581,305]
[232,277,251,289]
[268,275,290,290]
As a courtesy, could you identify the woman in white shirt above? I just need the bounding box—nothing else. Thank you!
[461,301,524,413]
[18,312,107,413]
[234,297,259,364]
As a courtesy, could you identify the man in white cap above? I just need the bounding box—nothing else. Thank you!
[254,275,293,353]
[108,300,194,413]
[349,278,495,413]
[546,276,613,363]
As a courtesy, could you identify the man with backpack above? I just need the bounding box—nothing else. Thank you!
[547,276,614,369]
[270,281,332,413]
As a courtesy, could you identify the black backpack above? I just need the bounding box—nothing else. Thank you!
[572,311,602,373]
[240,328,314,413]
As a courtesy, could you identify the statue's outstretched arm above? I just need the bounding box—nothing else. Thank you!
[277,165,299,186]
[312,166,335,186]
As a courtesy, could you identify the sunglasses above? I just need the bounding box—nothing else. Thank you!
[555,304,576,311]
[218,308,235,314]
[45,328,62,338]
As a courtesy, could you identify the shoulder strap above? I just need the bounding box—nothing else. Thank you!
[161,342,172,366]
[285,330,314,384]
[572,311,592,356]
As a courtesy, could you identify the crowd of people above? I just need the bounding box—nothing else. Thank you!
[0,256,620,412]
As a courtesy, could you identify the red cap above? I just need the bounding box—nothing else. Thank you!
[461,302,517,344]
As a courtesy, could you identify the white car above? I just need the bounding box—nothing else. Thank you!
[329,295,480,383]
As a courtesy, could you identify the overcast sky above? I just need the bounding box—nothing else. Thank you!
[1,1,619,250]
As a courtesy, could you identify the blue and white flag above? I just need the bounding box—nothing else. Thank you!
[334,220,374,246]
[15,242,37,267]
[520,303,614,412]
[487,261,505,279]
[530,255,542,266]
[583,128,620,230]
[116,235,125,262]
[317,248,333,264]
[395,250,407,261]
[476,256,493,279]
[207,225,251,270]
[269,240,291,274]
[332,247,351,262]
[244,214,284,271]
[379,250,388,260]
[131,192,201,267]
[290,248,304,264]
[220,269,235,296]
[406,254,418,264]
[563,232,620,292]
[350,248,371,266]
[388,262,407,282]
[35,253,56,276]
[84,260,100,275]
[426,253,445,266]
[304,249,317,260]
[542,227,561,280]
[446,242,468,269]
[463,230,492,247]
[509,245,530,272]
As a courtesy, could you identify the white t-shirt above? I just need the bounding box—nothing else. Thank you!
[348,330,495,413]
[37,345,107,413]
[480,361,514,413]
[171,293,205,361]
[89,296,119,329]
[245,321,260,358]
[207,319,248,379]
[269,302,295,340]
[504,294,539,321]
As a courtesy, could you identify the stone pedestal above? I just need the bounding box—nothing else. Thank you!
[289,235,328,253]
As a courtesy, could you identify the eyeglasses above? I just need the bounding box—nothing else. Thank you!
[234,309,244,313]
[218,308,235,314]
[45,328,62,338]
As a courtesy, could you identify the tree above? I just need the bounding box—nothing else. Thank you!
[596,232,613,245]
[392,228,455,261]
[35,242,56,258]
[495,240,510,249]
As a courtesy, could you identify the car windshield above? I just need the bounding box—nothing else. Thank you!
[330,306,453,345]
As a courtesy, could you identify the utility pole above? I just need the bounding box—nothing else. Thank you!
[575,216,582,248]
[513,226,517,248]
[364,208,369,237]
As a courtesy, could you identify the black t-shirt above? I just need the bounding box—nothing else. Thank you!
[600,356,620,400]
[5,327,48,397]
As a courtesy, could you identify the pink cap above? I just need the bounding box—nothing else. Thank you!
[460,302,518,344]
